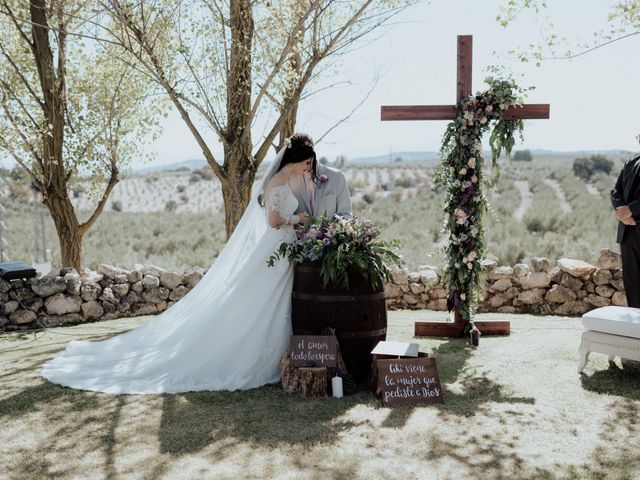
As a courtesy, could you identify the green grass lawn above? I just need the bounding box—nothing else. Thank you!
[1,311,639,479]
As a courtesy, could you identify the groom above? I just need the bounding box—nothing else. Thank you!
[288,135,352,218]
[611,151,640,307]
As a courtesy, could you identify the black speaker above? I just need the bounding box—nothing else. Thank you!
[0,262,37,280]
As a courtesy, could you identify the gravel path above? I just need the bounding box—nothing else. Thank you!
[585,183,600,196]
[544,179,573,214]
[513,180,532,222]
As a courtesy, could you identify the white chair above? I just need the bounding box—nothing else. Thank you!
[578,306,640,373]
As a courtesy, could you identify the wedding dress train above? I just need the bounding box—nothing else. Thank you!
[41,185,298,394]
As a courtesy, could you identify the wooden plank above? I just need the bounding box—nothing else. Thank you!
[414,320,510,337]
[381,105,457,121]
[457,35,473,102]
[501,104,550,120]
[475,320,511,336]
[415,321,465,338]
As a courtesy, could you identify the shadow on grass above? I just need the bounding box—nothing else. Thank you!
[380,339,536,428]
[381,338,543,479]
[434,339,535,417]
[158,385,374,455]
[563,398,640,480]
[0,381,103,419]
[580,360,640,400]
[423,433,553,480]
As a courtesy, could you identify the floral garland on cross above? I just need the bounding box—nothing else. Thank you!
[434,72,531,330]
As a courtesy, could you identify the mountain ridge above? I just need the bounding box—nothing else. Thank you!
[131,148,636,173]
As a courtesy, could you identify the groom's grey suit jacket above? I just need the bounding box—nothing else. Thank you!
[293,164,352,218]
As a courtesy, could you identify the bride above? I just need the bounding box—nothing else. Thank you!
[42,134,316,394]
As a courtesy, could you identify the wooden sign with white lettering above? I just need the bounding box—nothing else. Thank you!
[289,335,337,367]
[377,357,444,406]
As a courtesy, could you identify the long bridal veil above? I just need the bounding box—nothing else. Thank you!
[42,146,293,394]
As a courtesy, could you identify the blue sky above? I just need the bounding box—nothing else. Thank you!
[148,0,639,168]
[2,0,638,170]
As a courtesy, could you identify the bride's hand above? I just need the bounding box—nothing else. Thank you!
[297,212,310,224]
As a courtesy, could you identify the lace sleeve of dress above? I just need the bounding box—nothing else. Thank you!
[266,186,285,216]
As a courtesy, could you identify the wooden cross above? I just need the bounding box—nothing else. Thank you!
[382,35,549,123]
[381,35,550,339]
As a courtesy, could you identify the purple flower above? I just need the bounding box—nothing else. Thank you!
[315,231,324,239]
[319,174,329,185]
[460,233,468,241]
[322,237,330,246]
[447,291,461,311]
[460,185,475,204]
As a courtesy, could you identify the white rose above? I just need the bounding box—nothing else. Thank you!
[460,293,466,300]
[459,168,467,176]
[468,157,476,169]
[471,175,478,183]
[480,117,488,125]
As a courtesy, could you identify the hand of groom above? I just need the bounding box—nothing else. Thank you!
[616,206,633,221]
[298,212,310,224]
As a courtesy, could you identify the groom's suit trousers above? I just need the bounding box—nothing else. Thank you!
[621,227,640,307]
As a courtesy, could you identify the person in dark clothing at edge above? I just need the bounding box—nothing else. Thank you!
[611,148,640,308]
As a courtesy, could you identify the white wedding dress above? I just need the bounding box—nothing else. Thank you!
[42,184,298,394]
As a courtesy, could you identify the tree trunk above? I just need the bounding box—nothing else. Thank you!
[278,92,300,147]
[30,0,83,271]
[45,190,83,271]
[222,0,255,238]
[220,143,256,237]
[278,3,304,147]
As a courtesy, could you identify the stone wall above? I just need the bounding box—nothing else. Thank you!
[0,264,206,331]
[385,248,626,316]
[0,249,626,332]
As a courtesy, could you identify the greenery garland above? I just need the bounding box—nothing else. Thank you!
[434,72,530,328]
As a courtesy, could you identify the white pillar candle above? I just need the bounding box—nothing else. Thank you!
[332,375,343,398]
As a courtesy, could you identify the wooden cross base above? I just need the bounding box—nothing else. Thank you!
[415,311,510,338]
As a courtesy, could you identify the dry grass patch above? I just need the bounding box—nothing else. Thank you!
[1,312,639,479]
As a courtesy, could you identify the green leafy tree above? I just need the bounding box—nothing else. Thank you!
[572,154,614,181]
[512,149,533,161]
[100,0,415,238]
[0,0,163,270]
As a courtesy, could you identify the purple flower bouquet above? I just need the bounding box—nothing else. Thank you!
[267,215,402,289]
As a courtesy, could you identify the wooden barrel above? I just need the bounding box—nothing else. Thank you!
[291,261,387,384]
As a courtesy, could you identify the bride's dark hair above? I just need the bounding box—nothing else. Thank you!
[257,133,318,207]
[277,133,317,181]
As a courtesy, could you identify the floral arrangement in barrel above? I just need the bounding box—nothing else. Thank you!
[435,70,531,329]
[268,215,402,290]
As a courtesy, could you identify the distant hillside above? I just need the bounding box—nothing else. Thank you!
[348,151,441,164]
[130,149,636,173]
[134,158,207,174]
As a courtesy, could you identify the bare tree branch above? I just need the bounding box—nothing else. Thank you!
[315,72,379,145]
[546,30,640,60]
